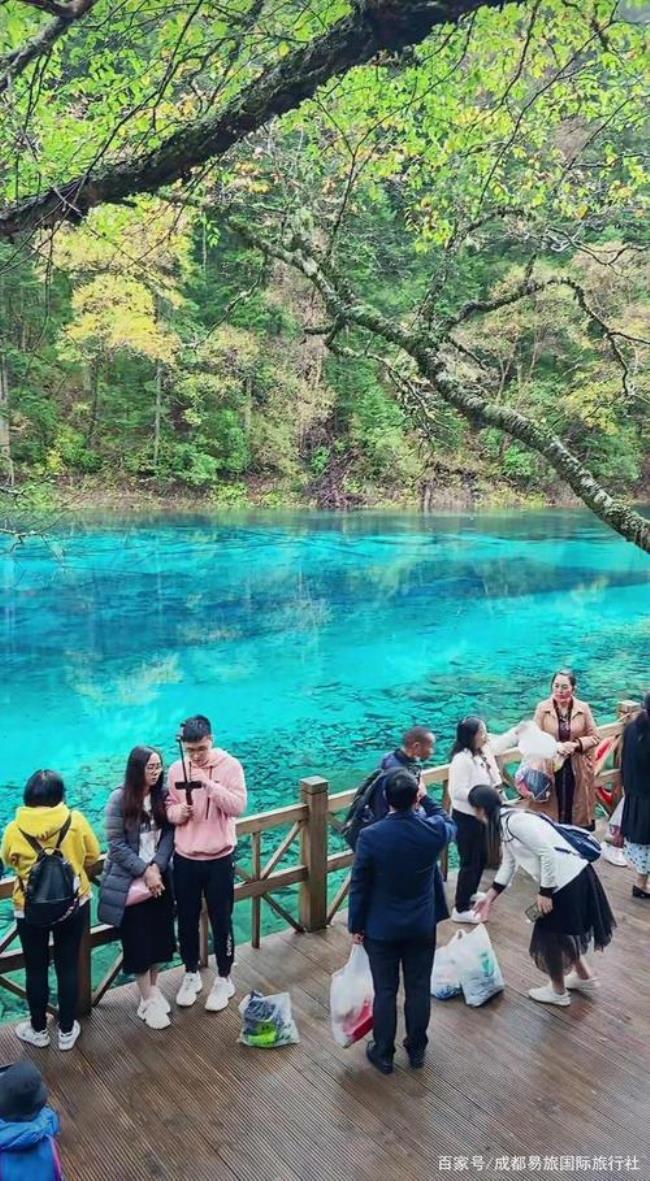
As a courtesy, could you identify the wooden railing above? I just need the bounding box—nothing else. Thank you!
[0,700,637,1018]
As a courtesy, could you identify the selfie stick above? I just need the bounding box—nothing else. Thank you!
[176,734,195,804]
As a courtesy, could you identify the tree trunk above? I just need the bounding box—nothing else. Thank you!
[153,360,163,470]
[86,357,101,447]
[0,348,14,487]
[411,360,650,553]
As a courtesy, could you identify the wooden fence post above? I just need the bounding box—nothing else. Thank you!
[77,902,92,1017]
[300,777,329,932]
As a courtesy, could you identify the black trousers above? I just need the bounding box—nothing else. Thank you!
[16,905,85,1034]
[174,852,235,976]
[365,935,436,1062]
[453,809,487,912]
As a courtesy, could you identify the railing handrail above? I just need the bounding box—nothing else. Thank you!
[0,701,636,1017]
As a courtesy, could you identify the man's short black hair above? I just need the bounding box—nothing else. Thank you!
[402,725,434,749]
[181,715,212,742]
[24,770,65,808]
[384,768,419,812]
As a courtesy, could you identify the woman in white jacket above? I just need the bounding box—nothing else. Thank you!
[472,785,616,1006]
[448,717,521,923]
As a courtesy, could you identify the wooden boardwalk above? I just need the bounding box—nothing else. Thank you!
[0,855,648,1181]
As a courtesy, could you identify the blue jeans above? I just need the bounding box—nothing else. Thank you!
[365,935,436,1061]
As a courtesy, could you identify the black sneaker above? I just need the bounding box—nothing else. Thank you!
[366,1041,393,1075]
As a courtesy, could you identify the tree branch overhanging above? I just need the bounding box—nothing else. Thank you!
[229,216,650,556]
[0,0,521,240]
[0,0,99,96]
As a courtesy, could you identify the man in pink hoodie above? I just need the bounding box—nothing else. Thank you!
[167,715,246,1011]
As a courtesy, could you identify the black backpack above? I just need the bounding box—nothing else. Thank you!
[341,769,386,851]
[19,815,80,927]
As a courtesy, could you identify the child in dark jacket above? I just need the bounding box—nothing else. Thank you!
[0,1061,63,1179]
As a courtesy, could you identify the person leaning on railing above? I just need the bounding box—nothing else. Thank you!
[530,669,599,830]
[98,746,176,1030]
[0,770,101,1052]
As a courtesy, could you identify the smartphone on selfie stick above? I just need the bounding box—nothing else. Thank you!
[176,734,203,805]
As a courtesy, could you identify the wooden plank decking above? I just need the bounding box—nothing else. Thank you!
[0,856,648,1181]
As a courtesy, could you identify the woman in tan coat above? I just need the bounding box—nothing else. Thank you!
[531,670,599,830]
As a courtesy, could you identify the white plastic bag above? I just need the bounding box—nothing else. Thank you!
[431,942,461,1000]
[448,924,505,1007]
[238,990,299,1048]
[606,798,624,846]
[330,945,374,1048]
[518,722,558,761]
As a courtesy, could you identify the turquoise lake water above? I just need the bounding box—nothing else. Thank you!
[1,508,649,837]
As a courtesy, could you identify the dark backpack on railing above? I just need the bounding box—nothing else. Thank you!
[341,769,386,851]
[19,815,80,927]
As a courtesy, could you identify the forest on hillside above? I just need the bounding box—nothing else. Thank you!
[0,0,649,518]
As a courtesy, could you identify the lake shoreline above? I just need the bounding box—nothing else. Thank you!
[9,473,647,519]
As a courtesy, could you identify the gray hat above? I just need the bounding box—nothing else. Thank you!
[0,1061,48,1122]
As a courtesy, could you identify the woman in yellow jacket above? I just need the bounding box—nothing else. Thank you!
[1,770,100,1052]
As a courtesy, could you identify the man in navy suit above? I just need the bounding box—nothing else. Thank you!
[348,768,455,1073]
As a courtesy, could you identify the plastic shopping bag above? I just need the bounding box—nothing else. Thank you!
[430,942,462,1000]
[330,944,374,1047]
[238,990,299,1048]
[514,758,553,802]
[607,798,625,849]
[448,924,505,1008]
[517,722,558,761]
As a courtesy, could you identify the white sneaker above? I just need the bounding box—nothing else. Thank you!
[528,985,570,1007]
[471,891,487,902]
[176,971,203,1007]
[137,989,171,1020]
[138,998,171,1030]
[452,908,481,924]
[150,987,171,1014]
[565,972,599,997]
[58,1021,81,1051]
[205,976,235,1012]
[602,844,627,867]
[16,1021,50,1048]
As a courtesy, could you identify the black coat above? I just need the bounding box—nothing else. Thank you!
[621,717,650,846]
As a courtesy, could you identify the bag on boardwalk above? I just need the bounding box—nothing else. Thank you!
[18,816,79,927]
[448,924,504,1007]
[238,990,299,1048]
[330,944,374,1047]
[430,942,461,1001]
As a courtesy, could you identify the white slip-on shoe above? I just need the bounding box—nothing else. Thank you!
[139,998,171,1030]
[452,908,481,924]
[58,1021,81,1051]
[205,976,235,1012]
[16,1021,50,1048]
[564,972,599,996]
[528,985,570,1007]
[176,971,203,1007]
